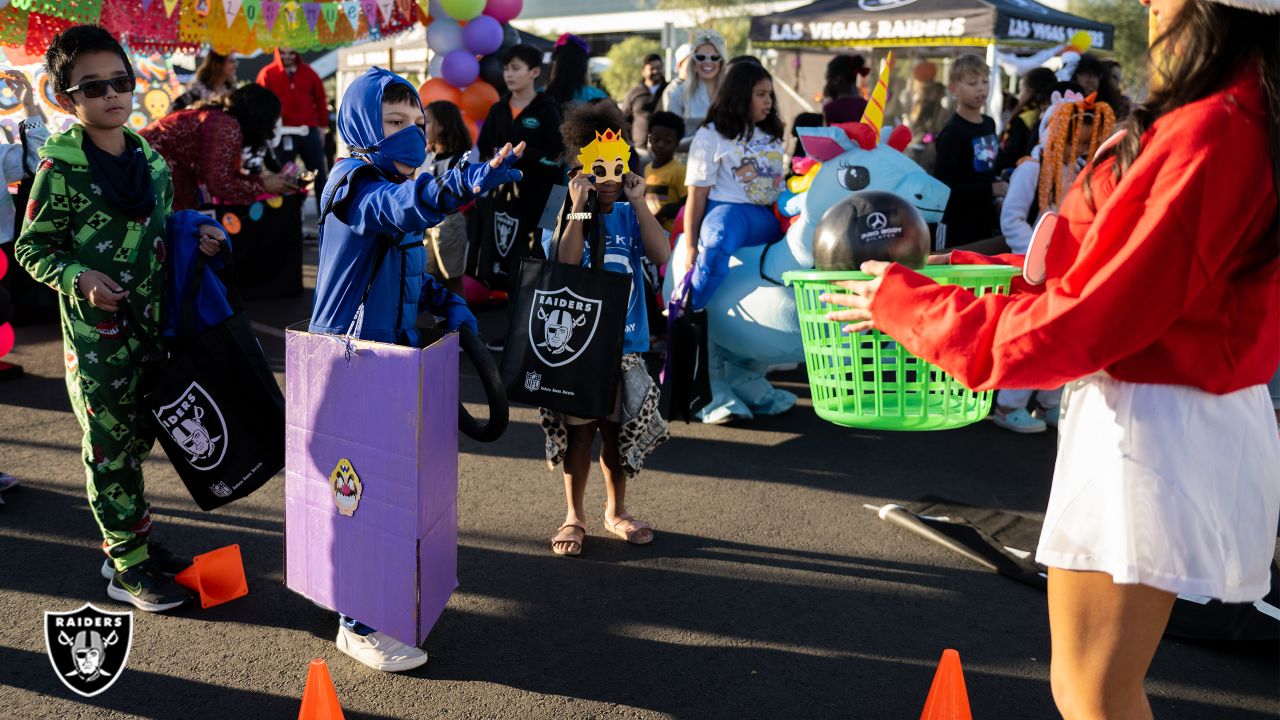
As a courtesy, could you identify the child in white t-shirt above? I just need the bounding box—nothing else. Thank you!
[683,61,786,310]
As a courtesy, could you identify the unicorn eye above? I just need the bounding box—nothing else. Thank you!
[838,163,870,191]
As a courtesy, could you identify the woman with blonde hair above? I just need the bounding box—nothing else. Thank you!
[662,28,726,151]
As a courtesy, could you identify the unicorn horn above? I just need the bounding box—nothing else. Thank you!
[860,51,894,143]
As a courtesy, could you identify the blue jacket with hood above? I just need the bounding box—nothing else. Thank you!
[309,67,521,345]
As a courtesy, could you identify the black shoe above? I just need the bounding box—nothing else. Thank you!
[100,540,193,580]
[107,560,191,612]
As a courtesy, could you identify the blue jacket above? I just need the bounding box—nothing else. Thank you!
[164,209,233,337]
[309,157,514,344]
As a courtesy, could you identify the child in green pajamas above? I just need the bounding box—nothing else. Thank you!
[14,26,226,612]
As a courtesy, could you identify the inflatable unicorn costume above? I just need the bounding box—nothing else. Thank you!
[664,55,951,423]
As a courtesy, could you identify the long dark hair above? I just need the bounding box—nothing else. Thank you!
[211,83,281,150]
[705,61,784,142]
[196,52,232,91]
[545,42,591,105]
[823,54,865,101]
[1085,0,1279,214]
[425,100,472,158]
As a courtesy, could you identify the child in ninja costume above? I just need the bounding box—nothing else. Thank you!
[15,26,227,613]
[541,103,671,558]
[309,67,523,672]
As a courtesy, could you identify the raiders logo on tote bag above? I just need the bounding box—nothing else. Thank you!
[500,195,629,418]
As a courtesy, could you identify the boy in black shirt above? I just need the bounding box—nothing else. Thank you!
[932,54,1008,248]
[473,44,565,299]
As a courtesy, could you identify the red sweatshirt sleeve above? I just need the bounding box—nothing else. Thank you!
[200,111,265,204]
[870,101,1273,392]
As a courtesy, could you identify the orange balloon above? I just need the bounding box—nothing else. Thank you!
[419,78,462,107]
[466,118,480,145]
[460,81,500,124]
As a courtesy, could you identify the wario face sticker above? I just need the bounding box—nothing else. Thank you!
[577,129,631,184]
[45,604,132,697]
[528,288,602,368]
[331,458,362,517]
[153,382,227,471]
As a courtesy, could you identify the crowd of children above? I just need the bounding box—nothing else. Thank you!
[6,17,1278,720]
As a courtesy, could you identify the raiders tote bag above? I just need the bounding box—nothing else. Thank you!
[499,200,630,418]
[131,252,285,511]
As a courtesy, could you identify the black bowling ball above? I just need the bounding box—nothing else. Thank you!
[812,190,930,271]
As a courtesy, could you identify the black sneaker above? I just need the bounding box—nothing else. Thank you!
[107,560,191,612]
[100,540,192,580]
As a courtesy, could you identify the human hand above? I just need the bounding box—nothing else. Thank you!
[2,71,37,113]
[444,303,479,335]
[992,181,1009,199]
[197,224,226,257]
[568,173,593,212]
[262,172,300,196]
[77,270,129,312]
[818,260,892,333]
[487,142,526,169]
[622,172,646,203]
[927,252,952,265]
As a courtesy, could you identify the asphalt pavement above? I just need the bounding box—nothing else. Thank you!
[0,255,1276,719]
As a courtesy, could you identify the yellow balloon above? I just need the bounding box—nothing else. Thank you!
[1070,31,1092,52]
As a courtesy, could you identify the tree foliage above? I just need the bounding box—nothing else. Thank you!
[1067,0,1152,96]
[602,36,663,100]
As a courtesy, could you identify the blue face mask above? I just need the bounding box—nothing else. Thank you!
[338,67,427,177]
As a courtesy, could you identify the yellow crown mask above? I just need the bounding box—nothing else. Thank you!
[577,129,631,184]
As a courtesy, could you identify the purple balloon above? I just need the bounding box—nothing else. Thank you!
[462,15,504,56]
[441,50,480,88]
[483,0,522,24]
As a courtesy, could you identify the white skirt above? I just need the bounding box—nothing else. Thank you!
[1036,372,1280,603]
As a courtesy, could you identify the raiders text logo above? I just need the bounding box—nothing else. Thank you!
[528,287,602,368]
[44,604,133,697]
[153,382,228,471]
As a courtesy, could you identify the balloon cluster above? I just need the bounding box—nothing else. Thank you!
[418,0,524,143]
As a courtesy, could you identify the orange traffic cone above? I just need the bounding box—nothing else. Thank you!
[174,544,249,609]
[298,658,345,720]
[920,649,973,720]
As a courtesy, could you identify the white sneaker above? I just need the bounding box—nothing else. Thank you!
[336,626,429,672]
[990,407,1047,434]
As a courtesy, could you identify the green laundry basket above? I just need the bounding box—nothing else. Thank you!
[783,265,1020,431]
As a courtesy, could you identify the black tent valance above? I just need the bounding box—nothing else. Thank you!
[751,0,1113,50]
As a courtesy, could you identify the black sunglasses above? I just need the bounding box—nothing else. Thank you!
[65,75,136,99]
[693,54,722,63]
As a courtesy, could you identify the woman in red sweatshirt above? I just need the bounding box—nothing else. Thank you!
[823,0,1279,717]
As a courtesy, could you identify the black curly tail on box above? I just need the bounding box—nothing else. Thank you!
[458,326,508,442]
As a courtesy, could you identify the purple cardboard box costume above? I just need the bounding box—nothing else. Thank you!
[284,330,459,647]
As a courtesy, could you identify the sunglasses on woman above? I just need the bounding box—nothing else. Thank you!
[64,75,136,99]
[693,54,722,63]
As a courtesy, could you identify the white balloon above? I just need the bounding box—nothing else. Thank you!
[427,19,464,55]
[429,52,445,78]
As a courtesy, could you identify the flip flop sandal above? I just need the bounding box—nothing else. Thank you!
[604,513,654,545]
[551,523,585,557]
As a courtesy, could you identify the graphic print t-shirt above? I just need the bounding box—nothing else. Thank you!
[541,202,650,354]
[685,124,785,206]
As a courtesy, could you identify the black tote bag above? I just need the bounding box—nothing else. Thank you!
[133,252,285,510]
[660,267,712,422]
[499,195,630,418]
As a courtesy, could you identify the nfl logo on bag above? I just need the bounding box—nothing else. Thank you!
[524,371,541,391]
